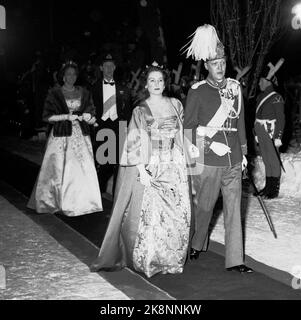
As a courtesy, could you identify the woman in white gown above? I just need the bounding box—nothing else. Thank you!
[27,61,103,216]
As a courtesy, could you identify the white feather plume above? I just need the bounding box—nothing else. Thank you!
[183,24,221,61]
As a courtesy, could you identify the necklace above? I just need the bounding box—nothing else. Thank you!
[62,85,75,92]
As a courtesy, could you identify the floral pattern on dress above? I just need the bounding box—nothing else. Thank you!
[132,116,191,278]
[65,97,92,166]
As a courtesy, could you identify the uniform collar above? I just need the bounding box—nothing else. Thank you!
[206,77,227,89]
[264,85,274,94]
[257,85,275,102]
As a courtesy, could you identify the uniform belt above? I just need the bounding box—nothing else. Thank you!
[255,119,276,125]
[255,119,276,136]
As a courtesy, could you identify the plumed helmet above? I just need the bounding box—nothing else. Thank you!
[183,24,225,61]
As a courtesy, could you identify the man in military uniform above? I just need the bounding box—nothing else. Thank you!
[183,24,253,273]
[254,62,285,199]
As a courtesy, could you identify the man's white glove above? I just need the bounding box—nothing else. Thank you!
[241,155,248,171]
[209,142,231,156]
[188,144,200,158]
[255,136,258,144]
[196,126,216,137]
[274,138,282,148]
[196,126,206,136]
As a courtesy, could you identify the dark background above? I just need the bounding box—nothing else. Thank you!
[0,0,300,78]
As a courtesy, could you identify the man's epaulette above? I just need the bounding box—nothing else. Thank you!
[272,94,284,104]
[191,80,206,89]
[227,78,241,85]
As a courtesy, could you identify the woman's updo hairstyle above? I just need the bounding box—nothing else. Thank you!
[134,61,170,105]
[140,61,169,86]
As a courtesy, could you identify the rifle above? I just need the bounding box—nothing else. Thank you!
[245,168,278,239]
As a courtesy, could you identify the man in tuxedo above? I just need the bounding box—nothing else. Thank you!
[91,54,132,195]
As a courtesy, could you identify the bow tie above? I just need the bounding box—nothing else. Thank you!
[104,80,115,86]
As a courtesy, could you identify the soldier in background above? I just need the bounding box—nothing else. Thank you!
[254,62,285,199]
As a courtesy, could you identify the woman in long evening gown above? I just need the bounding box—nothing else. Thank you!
[90,63,191,278]
[27,61,103,217]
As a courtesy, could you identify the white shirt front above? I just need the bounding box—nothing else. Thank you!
[102,81,118,121]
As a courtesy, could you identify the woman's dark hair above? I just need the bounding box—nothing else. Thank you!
[134,64,170,106]
[58,61,79,85]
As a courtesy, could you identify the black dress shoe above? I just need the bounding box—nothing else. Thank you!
[190,248,201,260]
[227,264,254,273]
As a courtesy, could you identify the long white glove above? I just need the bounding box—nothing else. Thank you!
[241,155,248,171]
[137,164,151,186]
[88,116,97,125]
[274,138,282,148]
[48,114,78,122]
[255,136,258,144]
[68,114,79,121]
[209,142,231,156]
[75,113,98,126]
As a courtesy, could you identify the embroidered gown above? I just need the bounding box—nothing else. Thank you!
[27,87,103,216]
[90,98,191,278]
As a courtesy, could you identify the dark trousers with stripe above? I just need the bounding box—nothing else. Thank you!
[191,162,244,268]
